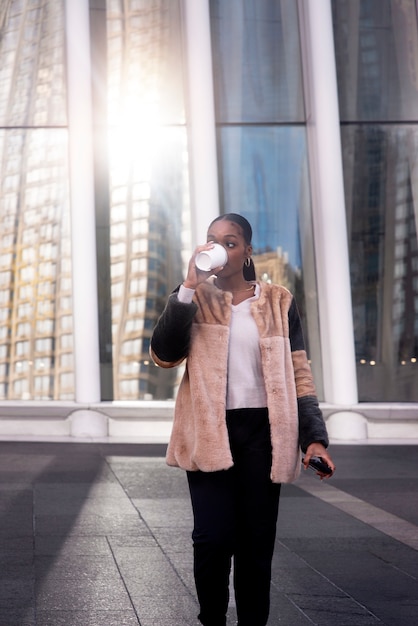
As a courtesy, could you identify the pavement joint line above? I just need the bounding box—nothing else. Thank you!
[275,540,381,623]
[296,478,418,551]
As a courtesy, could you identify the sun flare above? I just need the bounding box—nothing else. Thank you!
[108,94,165,177]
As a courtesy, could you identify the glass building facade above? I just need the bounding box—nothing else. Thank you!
[0,0,417,439]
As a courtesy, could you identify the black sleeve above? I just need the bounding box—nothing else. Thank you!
[288,297,306,352]
[150,288,198,365]
[297,396,329,453]
[288,297,329,452]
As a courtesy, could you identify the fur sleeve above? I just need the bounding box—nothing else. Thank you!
[150,289,197,368]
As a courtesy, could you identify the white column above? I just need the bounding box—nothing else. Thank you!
[298,0,366,438]
[65,0,107,437]
[183,0,220,246]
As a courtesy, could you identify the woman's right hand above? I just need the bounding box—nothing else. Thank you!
[183,243,223,290]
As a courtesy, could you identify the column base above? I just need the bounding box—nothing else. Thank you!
[70,409,108,438]
[326,411,368,440]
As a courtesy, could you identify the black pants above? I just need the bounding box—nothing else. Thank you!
[187,408,281,626]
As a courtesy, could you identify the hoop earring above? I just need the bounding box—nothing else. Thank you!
[245,257,251,267]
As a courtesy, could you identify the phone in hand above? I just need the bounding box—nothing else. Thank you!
[302,456,333,475]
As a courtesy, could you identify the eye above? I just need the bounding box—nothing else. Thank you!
[225,242,235,248]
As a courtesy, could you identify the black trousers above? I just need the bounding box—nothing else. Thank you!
[187,408,281,626]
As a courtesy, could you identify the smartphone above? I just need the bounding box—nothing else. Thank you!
[303,456,333,475]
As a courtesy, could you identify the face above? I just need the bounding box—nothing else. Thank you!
[206,219,252,278]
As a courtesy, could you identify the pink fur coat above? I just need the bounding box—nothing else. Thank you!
[151,281,325,484]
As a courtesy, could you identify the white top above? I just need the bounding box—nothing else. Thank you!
[178,283,267,410]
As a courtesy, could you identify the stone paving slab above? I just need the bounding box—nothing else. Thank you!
[0,441,416,625]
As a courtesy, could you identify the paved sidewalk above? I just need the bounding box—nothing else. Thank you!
[0,441,416,625]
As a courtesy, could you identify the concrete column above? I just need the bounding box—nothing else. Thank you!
[65,0,107,437]
[298,0,366,438]
[182,0,220,245]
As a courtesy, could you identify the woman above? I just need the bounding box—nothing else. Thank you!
[150,213,335,626]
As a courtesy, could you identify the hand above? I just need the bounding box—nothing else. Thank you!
[303,442,335,480]
[183,243,225,290]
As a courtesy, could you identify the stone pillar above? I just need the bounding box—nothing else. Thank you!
[183,0,220,245]
[65,0,107,437]
[298,0,366,439]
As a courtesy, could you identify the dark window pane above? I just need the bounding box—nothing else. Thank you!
[342,125,418,401]
[210,0,305,123]
[332,0,418,121]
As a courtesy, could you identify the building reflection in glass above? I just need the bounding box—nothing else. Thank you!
[334,0,418,401]
[343,125,418,401]
[219,126,323,396]
[0,129,72,400]
[0,0,73,400]
[210,0,323,397]
[106,0,191,400]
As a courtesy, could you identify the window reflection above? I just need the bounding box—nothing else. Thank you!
[0,0,67,127]
[342,125,418,401]
[106,0,191,400]
[210,0,304,123]
[0,130,71,400]
[210,0,323,397]
[334,0,418,401]
[332,0,418,121]
[218,126,323,397]
[0,1,71,401]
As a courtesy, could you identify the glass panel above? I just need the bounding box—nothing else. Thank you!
[210,0,304,123]
[107,0,186,126]
[0,129,72,400]
[0,0,67,127]
[0,0,72,401]
[106,0,191,400]
[341,125,418,401]
[332,0,418,122]
[218,126,323,398]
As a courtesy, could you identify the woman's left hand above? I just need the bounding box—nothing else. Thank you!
[303,442,336,479]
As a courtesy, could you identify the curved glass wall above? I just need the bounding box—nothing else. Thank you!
[210,0,323,397]
[332,0,418,401]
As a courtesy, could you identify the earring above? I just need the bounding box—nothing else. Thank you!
[245,258,251,267]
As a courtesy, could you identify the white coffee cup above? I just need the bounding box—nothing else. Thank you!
[195,243,228,271]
